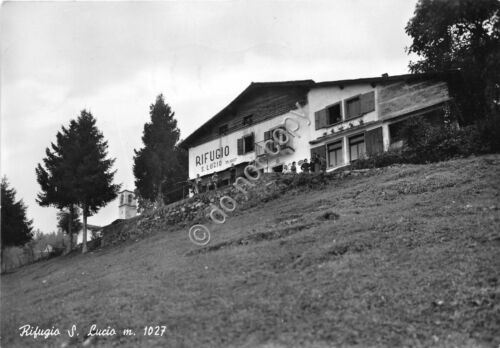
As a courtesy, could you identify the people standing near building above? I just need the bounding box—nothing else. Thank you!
[290,161,297,174]
[194,174,201,194]
[187,178,194,196]
[301,159,310,173]
[229,163,236,184]
[206,175,212,192]
[315,154,322,173]
[310,153,319,173]
[319,155,327,174]
[210,172,219,191]
[308,154,314,173]
[282,164,289,174]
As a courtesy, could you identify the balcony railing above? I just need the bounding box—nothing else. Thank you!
[255,135,295,158]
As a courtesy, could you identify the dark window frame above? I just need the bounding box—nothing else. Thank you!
[325,102,343,126]
[219,124,228,135]
[348,133,366,161]
[242,133,255,154]
[326,140,343,168]
[243,115,253,126]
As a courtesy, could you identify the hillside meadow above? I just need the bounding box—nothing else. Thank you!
[1,155,499,347]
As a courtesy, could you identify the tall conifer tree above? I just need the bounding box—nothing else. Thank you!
[36,110,120,253]
[133,94,188,205]
[1,177,34,267]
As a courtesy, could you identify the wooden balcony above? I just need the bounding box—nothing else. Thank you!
[255,136,295,158]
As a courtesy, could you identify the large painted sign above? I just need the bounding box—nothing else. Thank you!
[195,145,231,172]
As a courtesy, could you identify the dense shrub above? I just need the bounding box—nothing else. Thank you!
[474,115,500,153]
[351,149,408,169]
[275,173,327,189]
[352,113,500,169]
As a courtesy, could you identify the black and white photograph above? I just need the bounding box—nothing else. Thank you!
[1,0,499,347]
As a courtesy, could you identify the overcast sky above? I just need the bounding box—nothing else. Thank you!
[1,0,419,233]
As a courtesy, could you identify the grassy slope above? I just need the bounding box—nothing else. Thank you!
[1,155,499,348]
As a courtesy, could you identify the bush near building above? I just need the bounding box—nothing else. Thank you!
[352,114,500,169]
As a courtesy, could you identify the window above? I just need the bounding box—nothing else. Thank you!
[128,194,133,204]
[243,115,253,126]
[272,165,283,173]
[243,134,254,153]
[327,104,342,125]
[237,133,255,154]
[345,91,375,120]
[310,145,326,164]
[327,140,343,167]
[314,103,342,130]
[315,91,375,129]
[272,126,287,143]
[345,97,361,119]
[349,134,365,161]
[263,127,287,152]
[219,124,228,135]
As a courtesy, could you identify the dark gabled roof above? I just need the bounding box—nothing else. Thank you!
[314,70,459,88]
[179,79,314,149]
[179,71,460,149]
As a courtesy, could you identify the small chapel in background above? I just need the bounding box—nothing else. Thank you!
[118,190,137,219]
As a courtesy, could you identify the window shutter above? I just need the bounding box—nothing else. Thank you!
[237,138,243,155]
[249,133,255,152]
[345,98,361,119]
[314,109,328,130]
[345,100,352,119]
[360,91,375,114]
[365,127,384,156]
[314,111,320,130]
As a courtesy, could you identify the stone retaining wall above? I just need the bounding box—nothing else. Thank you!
[102,173,282,246]
[101,169,378,246]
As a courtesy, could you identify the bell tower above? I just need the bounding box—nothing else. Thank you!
[118,190,137,219]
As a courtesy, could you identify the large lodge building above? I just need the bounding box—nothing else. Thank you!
[179,71,458,188]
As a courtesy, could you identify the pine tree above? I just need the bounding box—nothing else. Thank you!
[133,94,188,206]
[1,177,34,262]
[36,110,120,253]
[36,123,78,245]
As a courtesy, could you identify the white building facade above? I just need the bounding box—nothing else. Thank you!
[187,105,313,178]
[181,72,456,185]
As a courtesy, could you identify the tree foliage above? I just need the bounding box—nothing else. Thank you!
[133,94,188,206]
[1,177,33,248]
[36,124,78,210]
[57,208,81,251]
[57,209,82,236]
[406,0,500,122]
[36,110,120,253]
